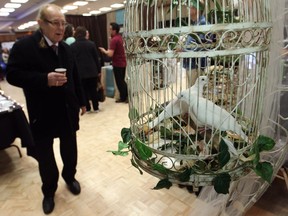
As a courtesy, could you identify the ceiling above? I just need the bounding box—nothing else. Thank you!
[0,0,124,34]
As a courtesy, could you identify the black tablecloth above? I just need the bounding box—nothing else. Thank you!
[0,94,34,154]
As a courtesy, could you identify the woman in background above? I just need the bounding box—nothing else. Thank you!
[64,23,75,45]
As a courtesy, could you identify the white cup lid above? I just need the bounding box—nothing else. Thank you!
[55,68,67,72]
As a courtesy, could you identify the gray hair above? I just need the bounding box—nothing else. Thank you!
[36,4,63,21]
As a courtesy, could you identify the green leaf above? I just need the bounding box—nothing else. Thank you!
[160,126,183,140]
[121,128,131,143]
[128,107,139,120]
[193,160,207,172]
[213,173,231,194]
[253,150,260,166]
[107,141,130,156]
[256,135,276,152]
[218,139,230,167]
[253,162,273,183]
[135,139,153,161]
[178,168,192,182]
[251,135,275,166]
[131,158,143,175]
[118,141,129,151]
[152,163,169,174]
[160,126,172,137]
[107,150,129,156]
[153,178,172,190]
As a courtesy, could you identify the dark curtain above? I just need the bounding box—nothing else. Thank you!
[142,6,154,30]
[66,15,108,66]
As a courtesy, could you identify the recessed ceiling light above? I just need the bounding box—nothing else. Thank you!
[99,7,111,12]
[63,5,78,10]
[11,0,29,3]
[0,12,9,16]
[90,10,101,15]
[111,3,124,8]
[0,8,15,13]
[18,20,39,30]
[73,1,88,6]
[82,13,91,16]
[5,3,21,8]
[18,25,26,30]
[28,21,38,25]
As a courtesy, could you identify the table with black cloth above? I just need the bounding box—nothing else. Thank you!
[0,92,34,157]
[101,65,120,99]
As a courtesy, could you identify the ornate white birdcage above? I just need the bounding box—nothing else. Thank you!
[121,0,286,196]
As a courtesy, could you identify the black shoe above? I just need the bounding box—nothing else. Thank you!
[116,99,128,103]
[42,197,55,214]
[67,180,81,195]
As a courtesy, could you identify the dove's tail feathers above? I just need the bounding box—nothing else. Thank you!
[233,123,249,142]
[240,131,249,143]
[148,99,182,129]
[222,138,238,156]
[219,114,248,143]
[148,114,163,129]
[148,110,171,128]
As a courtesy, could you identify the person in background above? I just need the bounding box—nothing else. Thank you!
[71,26,101,112]
[0,63,4,81]
[0,49,4,80]
[2,48,9,65]
[99,22,128,103]
[183,2,207,87]
[6,4,86,214]
[63,23,75,45]
[1,48,9,78]
[85,29,90,40]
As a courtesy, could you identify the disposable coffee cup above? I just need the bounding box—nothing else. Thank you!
[55,68,66,75]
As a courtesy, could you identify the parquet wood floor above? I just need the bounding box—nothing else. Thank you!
[0,80,287,216]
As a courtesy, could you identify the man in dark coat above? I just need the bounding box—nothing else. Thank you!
[6,4,86,214]
[71,26,101,112]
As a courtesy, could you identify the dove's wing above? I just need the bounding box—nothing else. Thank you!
[222,137,238,156]
[148,98,189,128]
[190,97,247,141]
[149,75,209,129]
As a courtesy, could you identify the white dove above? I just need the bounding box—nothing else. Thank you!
[148,76,209,129]
[179,88,248,142]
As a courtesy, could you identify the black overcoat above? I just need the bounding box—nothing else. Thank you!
[6,30,85,138]
[70,37,101,79]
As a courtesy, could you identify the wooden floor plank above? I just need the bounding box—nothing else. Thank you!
[0,80,287,216]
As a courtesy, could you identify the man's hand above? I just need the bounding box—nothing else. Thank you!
[98,47,106,54]
[80,106,86,115]
[47,72,67,87]
[99,47,114,57]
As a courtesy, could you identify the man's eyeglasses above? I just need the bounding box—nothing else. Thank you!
[44,19,67,27]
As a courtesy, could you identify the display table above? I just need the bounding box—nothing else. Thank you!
[101,65,120,100]
[0,92,34,157]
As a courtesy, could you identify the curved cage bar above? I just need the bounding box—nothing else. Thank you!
[124,0,273,188]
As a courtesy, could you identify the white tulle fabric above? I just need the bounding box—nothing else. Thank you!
[189,1,288,215]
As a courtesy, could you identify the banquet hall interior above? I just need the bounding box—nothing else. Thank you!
[0,0,288,215]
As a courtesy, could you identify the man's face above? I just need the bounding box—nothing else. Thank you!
[190,6,198,18]
[109,25,116,37]
[38,6,66,44]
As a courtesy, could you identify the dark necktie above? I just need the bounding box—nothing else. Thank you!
[51,45,58,55]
